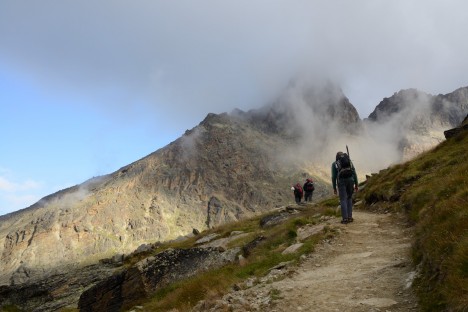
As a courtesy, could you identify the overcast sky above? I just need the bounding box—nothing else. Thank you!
[1,1,467,216]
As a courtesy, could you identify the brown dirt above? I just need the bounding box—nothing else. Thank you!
[270,210,419,311]
[194,210,420,311]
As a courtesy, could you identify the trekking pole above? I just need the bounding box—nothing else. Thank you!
[346,145,358,191]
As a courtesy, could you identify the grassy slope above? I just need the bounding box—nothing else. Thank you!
[128,203,340,311]
[359,129,468,311]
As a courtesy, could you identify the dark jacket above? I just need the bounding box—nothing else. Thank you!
[303,181,314,193]
[331,160,358,191]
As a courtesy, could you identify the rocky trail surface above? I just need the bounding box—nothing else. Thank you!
[193,210,420,312]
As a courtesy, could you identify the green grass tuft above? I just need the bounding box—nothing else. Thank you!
[320,197,340,207]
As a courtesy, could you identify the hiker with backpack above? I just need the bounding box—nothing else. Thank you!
[331,151,358,224]
[292,183,303,204]
[303,178,315,202]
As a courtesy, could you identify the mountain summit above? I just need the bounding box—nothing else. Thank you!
[366,87,468,159]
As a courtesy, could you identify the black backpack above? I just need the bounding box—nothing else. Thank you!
[336,153,353,178]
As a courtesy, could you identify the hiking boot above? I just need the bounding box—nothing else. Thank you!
[340,219,348,224]
[348,217,354,223]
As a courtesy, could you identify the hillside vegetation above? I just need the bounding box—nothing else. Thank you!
[3,123,465,311]
[360,127,468,311]
[137,126,467,311]
[119,203,340,311]
[105,126,467,312]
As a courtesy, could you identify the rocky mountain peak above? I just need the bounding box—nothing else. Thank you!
[432,86,468,125]
[367,86,468,126]
[237,80,361,137]
[365,87,468,160]
[443,86,468,106]
[367,88,431,122]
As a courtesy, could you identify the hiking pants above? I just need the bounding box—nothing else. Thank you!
[338,178,354,220]
[304,191,313,202]
[295,195,302,204]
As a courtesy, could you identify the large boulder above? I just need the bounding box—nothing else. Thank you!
[444,114,468,139]
[78,247,239,311]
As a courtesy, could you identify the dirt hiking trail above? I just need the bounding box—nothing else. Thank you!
[194,210,420,311]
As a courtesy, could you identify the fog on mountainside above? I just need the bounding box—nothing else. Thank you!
[0,81,466,301]
[242,81,468,175]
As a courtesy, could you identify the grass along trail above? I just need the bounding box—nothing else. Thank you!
[196,210,420,311]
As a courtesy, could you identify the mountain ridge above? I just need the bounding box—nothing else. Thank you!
[2,113,466,311]
[0,83,466,289]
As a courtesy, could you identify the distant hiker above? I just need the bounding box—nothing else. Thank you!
[332,151,358,224]
[292,183,303,204]
[303,178,315,202]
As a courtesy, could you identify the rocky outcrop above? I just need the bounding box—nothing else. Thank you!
[366,87,468,160]
[367,89,427,122]
[260,210,293,228]
[444,114,468,139]
[0,262,117,312]
[367,87,468,125]
[78,247,239,311]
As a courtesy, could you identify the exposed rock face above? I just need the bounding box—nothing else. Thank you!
[366,87,468,160]
[0,262,117,312]
[368,87,467,126]
[444,114,468,139]
[78,247,239,311]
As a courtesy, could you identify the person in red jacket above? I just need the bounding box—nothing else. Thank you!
[292,182,303,204]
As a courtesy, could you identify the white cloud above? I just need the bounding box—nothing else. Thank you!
[0,177,15,192]
[0,173,44,215]
[0,176,42,192]
[4,194,40,208]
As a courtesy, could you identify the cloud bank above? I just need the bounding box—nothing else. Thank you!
[258,77,465,178]
[0,173,43,215]
[1,1,468,123]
